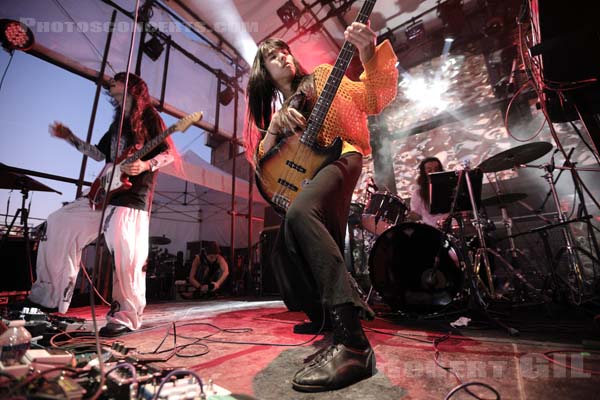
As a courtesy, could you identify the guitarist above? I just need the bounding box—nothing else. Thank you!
[28,72,177,337]
[244,22,398,392]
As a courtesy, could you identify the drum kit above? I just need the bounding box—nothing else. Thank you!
[349,142,599,316]
[146,235,179,300]
[147,235,177,276]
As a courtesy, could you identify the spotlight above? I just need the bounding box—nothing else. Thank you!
[405,20,426,42]
[277,1,302,28]
[218,75,236,106]
[218,86,235,106]
[143,36,164,61]
[0,19,34,52]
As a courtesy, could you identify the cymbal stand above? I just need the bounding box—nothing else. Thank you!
[450,165,520,335]
[460,165,495,298]
[488,171,527,262]
[457,165,538,302]
[0,187,35,285]
[522,162,600,305]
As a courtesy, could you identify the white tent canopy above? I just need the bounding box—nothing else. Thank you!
[150,151,266,256]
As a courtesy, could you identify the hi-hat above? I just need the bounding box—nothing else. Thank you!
[477,142,553,173]
[481,193,527,207]
[149,236,171,245]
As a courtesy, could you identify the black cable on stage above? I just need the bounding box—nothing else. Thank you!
[444,382,501,400]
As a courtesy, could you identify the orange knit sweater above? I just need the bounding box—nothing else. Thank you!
[312,40,398,156]
[259,40,398,158]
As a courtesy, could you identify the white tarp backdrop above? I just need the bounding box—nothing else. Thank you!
[151,151,266,256]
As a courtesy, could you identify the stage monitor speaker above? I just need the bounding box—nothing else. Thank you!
[530,0,600,122]
[259,227,280,295]
[0,237,37,292]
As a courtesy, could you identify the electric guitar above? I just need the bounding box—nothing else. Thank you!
[88,111,202,209]
[255,0,377,215]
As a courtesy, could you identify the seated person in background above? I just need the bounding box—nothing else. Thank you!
[408,157,450,228]
[183,241,229,298]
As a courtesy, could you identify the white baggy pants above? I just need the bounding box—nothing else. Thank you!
[29,198,149,330]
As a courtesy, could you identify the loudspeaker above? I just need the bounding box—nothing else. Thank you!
[259,227,280,295]
[530,0,600,122]
[0,237,37,292]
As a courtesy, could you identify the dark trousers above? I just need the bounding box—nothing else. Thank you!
[271,152,373,323]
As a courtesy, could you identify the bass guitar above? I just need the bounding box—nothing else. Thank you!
[255,0,377,215]
[88,111,202,209]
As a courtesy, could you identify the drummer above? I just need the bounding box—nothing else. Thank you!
[408,157,450,228]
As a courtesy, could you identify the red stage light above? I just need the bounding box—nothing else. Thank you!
[0,19,35,52]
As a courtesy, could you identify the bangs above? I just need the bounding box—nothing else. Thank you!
[259,39,290,61]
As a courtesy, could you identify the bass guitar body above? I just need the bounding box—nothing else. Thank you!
[255,134,343,216]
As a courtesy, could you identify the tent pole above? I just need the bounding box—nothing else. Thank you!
[76,10,117,198]
[229,81,239,283]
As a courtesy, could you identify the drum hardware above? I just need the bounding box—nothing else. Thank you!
[361,191,408,236]
[149,235,171,246]
[476,142,553,173]
[481,185,529,262]
[518,160,600,305]
[0,164,62,289]
[368,222,465,314]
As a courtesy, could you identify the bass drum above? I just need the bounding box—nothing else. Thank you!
[369,222,464,313]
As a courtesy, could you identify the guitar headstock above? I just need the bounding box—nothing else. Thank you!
[174,112,203,133]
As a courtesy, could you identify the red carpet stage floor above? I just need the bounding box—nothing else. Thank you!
[54,298,600,399]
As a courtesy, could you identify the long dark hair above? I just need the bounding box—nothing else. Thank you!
[417,157,444,205]
[244,39,308,164]
[111,72,158,144]
[109,72,180,171]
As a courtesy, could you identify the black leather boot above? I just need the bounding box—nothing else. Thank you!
[292,303,375,392]
[293,304,332,334]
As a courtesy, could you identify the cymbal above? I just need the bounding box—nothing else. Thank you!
[477,142,553,173]
[481,193,527,207]
[0,164,61,193]
[149,236,171,245]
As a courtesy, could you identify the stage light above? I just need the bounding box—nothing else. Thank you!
[405,20,426,42]
[437,0,465,38]
[143,35,164,61]
[218,85,235,106]
[0,19,34,52]
[404,76,449,111]
[217,74,236,106]
[277,1,302,28]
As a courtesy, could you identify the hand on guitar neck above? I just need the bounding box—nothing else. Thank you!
[344,22,376,65]
[120,159,150,176]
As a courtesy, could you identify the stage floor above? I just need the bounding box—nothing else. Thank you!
[57,297,600,399]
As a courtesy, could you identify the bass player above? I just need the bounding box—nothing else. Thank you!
[244,20,398,392]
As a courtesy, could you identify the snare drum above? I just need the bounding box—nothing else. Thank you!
[361,192,407,235]
[369,222,464,313]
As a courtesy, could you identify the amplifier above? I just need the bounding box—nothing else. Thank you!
[0,236,37,292]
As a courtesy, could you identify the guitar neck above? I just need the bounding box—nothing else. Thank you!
[301,0,376,145]
[123,125,175,164]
